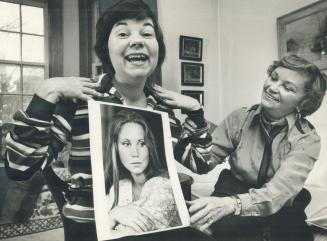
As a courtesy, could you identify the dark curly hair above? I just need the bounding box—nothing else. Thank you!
[267,54,326,117]
[94,0,166,85]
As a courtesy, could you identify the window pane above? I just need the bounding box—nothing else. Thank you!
[0,95,22,123]
[0,64,20,94]
[22,5,44,35]
[22,35,44,62]
[0,31,20,61]
[23,95,33,110]
[0,2,20,32]
[23,66,44,94]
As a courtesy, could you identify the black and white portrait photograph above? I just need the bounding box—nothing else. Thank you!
[179,35,203,61]
[1,0,327,241]
[88,101,190,240]
[181,62,204,86]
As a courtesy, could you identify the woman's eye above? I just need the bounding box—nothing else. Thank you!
[117,32,128,38]
[139,141,146,147]
[284,85,295,92]
[142,32,154,38]
[122,142,130,147]
[270,75,278,82]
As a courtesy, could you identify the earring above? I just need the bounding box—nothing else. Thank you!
[295,107,302,119]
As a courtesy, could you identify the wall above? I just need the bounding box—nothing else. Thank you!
[158,0,220,123]
[62,0,80,77]
[219,0,319,121]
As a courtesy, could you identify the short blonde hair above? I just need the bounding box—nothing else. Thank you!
[267,55,326,117]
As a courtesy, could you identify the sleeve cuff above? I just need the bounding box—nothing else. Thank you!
[26,94,56,121]
[238,193,259,216]
[186,108,206,129]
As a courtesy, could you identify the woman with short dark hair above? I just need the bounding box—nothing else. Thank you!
[5,0,212,240]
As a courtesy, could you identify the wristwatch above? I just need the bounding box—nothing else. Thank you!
[231,195,242,216]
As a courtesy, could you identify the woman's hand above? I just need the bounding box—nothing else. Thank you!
[153,85,201,112]
[109,204,156,233]
[36,77,104,103]
[187,197,236,232]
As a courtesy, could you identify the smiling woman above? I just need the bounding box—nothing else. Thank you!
[107,18,159,89]
[187,55,326,241]
[4,0,212,241]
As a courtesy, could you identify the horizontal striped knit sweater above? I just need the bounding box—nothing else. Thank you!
[5,75,212,223]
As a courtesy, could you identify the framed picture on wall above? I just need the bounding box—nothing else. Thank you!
[277,0,327,70]
[181,62,204,86]
[181,90,204,107]
[179,35,203,61]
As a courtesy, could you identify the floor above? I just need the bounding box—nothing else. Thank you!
[1,228,64,241]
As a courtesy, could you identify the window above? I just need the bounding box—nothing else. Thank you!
[0,0,48,125]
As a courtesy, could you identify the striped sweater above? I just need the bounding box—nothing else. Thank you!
[5,75,212,223]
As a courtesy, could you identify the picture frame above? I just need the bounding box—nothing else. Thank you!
[181,62,204,86]
[181,90,204,108]
[277,0,327,70]
[88,102,190,241]
[179,35,203,61]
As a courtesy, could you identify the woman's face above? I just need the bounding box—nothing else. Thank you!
[261,67,308,120]
[108,18,159,84]
[117,122,149,177]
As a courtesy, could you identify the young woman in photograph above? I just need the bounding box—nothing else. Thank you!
[5,0,211,240]
[104,110,180,237]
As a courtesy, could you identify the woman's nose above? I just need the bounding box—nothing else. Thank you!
[267,82,279,93]
[131,145,140,157]
[129,34,144,48]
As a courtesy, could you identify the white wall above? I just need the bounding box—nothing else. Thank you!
[158,0,219,123]
[63,0,80,77]
[218,0,319,122]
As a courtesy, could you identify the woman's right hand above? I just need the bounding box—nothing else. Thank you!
[36,77,104,103]
[109,204,156,233]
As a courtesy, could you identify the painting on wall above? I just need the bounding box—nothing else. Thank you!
[179,36,203,61]
[277,0,327,70]
[181,62,204,86]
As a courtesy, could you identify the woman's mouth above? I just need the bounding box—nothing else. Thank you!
[263,92,280,102]
[125,53,149,63]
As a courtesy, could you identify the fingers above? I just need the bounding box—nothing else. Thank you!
[135,215,153,232]
[162,99,179,109]
[120,205,155,232]
[127,221,144,233]
[188,199,208,214]
[183,120,198,135]
[82,86,104,98]
[135,206,156,222]
[185,118,197,129]
[190,206,210,225]
[83,81,101,90]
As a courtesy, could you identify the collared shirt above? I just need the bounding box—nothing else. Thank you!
[211,104,321,216]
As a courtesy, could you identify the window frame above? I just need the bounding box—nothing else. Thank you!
[0,0,49,122]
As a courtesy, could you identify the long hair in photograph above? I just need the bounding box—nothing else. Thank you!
[104,109,165,206]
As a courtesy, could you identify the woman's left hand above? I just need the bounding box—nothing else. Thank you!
[153,85,201,112]
[187,197,235,232]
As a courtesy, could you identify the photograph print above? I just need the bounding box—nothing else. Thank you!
[88,101,190,241]
[181,62,204,86]
[179,35,203,61]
